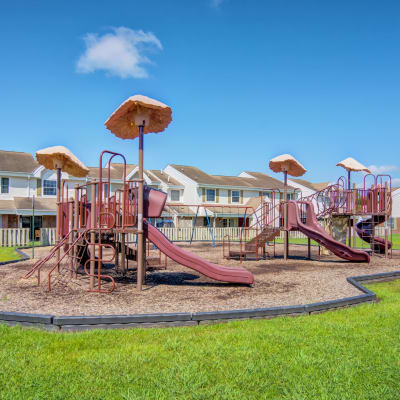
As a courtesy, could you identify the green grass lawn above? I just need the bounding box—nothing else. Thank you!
[0,280,400,399]
[275,232,400,250]
[0,247,22,262]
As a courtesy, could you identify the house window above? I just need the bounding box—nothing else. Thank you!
[280,192,292,200]
[231,190,240,203]
[1,178,9,194]
[206,189,215,202]
[171,190,180,202]
[43,180,57,195]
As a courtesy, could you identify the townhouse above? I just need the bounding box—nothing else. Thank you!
[287,178,330,198]
[2,149,341,234]
[0,150,57,234]
[164,165,297,228]
[0,150,137,235]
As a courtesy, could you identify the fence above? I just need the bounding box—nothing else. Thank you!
[2,226,390,247]
[134,228,306,242]
[40,228,57,246]
[127,228,308,243]
[0,227,312,247]
[0,228,30,247]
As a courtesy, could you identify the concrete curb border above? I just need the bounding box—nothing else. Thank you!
[0,249,29,266]
[0,270,399,332]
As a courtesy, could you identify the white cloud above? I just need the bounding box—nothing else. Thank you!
[367,165,398,175]
[76,27,162,79]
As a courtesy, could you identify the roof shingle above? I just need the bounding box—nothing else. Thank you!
[170,165,294,190]
[146,170,183,186]
[0,150,39,173]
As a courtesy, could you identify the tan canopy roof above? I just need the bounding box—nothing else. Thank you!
[269,154,306,177]
[36,146,89,177]
[105,95,172,139]
[336,157,371,173]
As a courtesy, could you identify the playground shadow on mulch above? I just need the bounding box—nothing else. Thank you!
[145,271,239,288]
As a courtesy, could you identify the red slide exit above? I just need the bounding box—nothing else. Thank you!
[145,221,254,285]
[287,201,370,262]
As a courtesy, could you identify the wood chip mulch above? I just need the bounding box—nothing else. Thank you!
[1,243,399,316]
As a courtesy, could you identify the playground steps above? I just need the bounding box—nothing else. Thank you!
[244,227,281,252]
[227,227,280,260]
[115,242,137,260]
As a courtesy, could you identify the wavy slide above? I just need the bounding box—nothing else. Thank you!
[287,201,370,262]
[145,221,254,285]
[356,216,392,254]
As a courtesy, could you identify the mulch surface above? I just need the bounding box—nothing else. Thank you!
[1,242,399,316]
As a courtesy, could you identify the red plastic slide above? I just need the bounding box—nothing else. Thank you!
[355,216,392,254]
[145,221,254,284]
[287,201,370,262]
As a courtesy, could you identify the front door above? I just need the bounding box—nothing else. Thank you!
[21,216,42,239]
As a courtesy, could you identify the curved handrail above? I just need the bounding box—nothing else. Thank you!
[83,257,116,294]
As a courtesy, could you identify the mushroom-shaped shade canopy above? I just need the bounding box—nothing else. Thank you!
[336,157,371,173]
[36,146,89,177]
[269,154,306,177]
[105,95,172,139]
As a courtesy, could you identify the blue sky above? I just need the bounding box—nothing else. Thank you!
[1,0,399,185]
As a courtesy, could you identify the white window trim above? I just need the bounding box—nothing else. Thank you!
[1,177,10,194]
[231,190,240,203]
[206,189,216,202]
[43,179,57,196]
[170,189,180,202]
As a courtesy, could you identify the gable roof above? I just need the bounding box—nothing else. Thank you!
[170,165,216,184]
[241,171,295,190]
[312,182,330,191]
[87,163,136,180]
[0,197,57,212]
[0,150,39,173]
[244,196,263,210]
[112,163,137,178]
[13,197,57,211]
[0,200,16,211]
[145,170,183,186]
[170,165,294,190]
[290,178,329,192]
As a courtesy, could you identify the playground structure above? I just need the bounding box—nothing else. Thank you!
[223,173,392,262]
[25,150,254,292]
[24,151,393,293]
[22,95,394,295]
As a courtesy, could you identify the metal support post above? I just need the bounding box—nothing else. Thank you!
[90,182,96,290]
[73,186,79,278]
[137,125,145,290]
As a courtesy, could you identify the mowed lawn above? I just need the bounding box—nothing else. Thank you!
[0,247,21,262]
[275,232,400,250]
[0,281,400,399]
